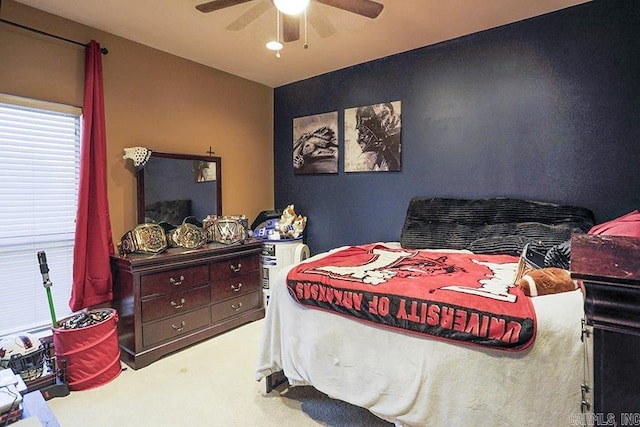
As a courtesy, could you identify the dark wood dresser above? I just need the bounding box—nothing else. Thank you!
[571,234,640,423]
[110,239,264,369]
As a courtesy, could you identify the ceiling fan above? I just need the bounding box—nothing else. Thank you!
[195,0,384,43]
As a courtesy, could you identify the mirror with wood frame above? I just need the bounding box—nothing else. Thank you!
[136,151,222,226]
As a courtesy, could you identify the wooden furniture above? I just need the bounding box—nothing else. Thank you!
[571,234,640,422]
[111,240,264,369]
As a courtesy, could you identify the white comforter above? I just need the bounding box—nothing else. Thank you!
[256,243,585,426]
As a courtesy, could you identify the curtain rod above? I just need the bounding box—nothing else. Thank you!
[0,17,108,54]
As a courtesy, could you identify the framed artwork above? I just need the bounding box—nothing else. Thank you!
[344,101,402,172]
[194,160,216,182]
[293,111,339,174]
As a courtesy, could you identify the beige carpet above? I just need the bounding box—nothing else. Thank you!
[46,319,393,426]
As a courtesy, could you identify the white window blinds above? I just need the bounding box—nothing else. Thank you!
[0,95,81,336]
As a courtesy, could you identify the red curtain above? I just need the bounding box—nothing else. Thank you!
[70,40,115,311]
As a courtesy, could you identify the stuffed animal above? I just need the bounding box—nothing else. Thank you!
[272,205,307,239]
[516,267,578,297]
[276,204,296,232]
[284,215,307,238]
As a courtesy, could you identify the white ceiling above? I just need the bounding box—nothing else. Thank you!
[13,0,590,88]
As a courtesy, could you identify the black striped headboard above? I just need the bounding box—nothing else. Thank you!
[400,197,594,256]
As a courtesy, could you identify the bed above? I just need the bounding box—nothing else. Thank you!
[255,197,595,426]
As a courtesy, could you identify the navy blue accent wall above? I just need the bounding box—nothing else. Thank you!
[274,1,640,255]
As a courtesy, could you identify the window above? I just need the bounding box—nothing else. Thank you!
[0,94,81,336]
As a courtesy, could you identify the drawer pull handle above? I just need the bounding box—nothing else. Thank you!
[231,302,243,311]
[230,263,242,273]
[171,298,186,309]
[231,283,243,292]
[170,275,185,286]
[171,321,186,332]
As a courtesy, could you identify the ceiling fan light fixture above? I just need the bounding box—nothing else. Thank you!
[273,0,310,16]
[266,40,284,51]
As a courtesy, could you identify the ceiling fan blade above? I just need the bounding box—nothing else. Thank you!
[283,14,300,43]
[226,1,271,31]
[196,0,254,13]
[314,0,383,19]
[308,12,336,38]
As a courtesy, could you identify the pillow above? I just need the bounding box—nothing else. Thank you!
[467,235,529,256]
[513,250,537,284]
[145,199,191,225]
[589,210,640,238]
[400,197,595,250]
[516,268,578,297]
[467,222,583,256]
[544,239,572,269]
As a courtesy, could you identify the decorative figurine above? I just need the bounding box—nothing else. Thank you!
[123,146,152,170]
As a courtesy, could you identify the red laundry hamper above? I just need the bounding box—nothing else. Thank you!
[52,308,121,391]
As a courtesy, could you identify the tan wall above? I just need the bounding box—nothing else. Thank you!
[0,0,274,241]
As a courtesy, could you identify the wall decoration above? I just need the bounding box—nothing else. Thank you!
[293,111,339,174]
[194,160,216,182]
[344,101,402,172]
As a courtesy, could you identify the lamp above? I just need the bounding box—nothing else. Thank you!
[266,40,283,51]
[267,1,311,57]
[273,0,310,15]
[266,9,283,58]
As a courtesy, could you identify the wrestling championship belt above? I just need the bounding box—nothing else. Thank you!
[203,215,247,245]
[120,224,167,254]
[169,223,206,249]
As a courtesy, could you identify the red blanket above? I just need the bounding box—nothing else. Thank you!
[286,244,536,351]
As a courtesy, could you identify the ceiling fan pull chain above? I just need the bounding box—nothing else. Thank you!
[304,7,309,49]
[276,10,281,57]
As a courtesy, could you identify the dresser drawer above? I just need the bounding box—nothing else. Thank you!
[211,270,260,302]
[211,291,261,323]
[210,255,259,280]
[141,264,209,297]
[141,285,210,323]
[142,307,210,347]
